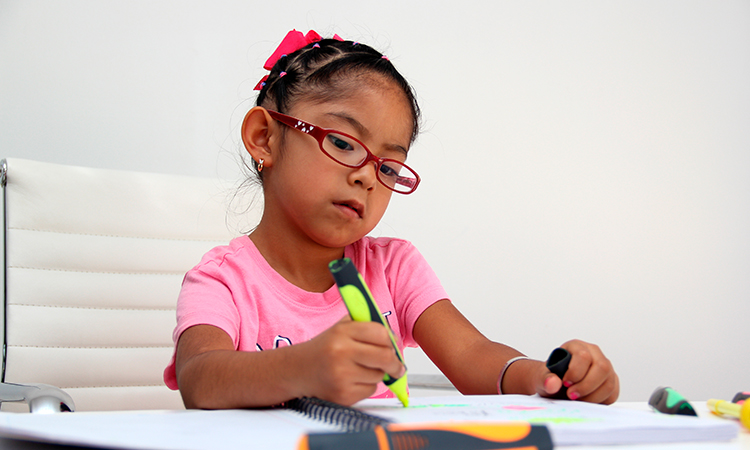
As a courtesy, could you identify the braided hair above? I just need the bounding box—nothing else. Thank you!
[235,38,420,228]
[255,39,421,145]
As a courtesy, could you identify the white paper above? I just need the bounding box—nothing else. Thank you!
[0,409,337,450]
[356,395,739,446]
[0,395,740,449]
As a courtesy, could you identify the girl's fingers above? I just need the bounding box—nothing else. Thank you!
[560,340,619,404]
[559,340,595,386]
[351,338,405,378]
[577,371,620,405]
[326,320,405,380]
[541,373,563,396]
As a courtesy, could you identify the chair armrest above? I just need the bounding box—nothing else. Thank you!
[0,382,76,413]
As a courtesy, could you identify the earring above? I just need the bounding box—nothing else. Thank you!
[257,158,264,173]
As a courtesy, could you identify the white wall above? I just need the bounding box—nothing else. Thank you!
[1,0,748,402]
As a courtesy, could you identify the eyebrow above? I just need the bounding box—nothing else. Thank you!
[325,112,409,157]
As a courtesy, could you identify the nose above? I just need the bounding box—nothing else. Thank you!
[349,160,379,191]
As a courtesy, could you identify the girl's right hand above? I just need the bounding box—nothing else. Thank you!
[299,316,405,406]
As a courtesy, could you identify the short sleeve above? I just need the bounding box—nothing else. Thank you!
[388,242,449,346]
[354,238,449,349]
[163,261,245,390]
[173,265,244,346]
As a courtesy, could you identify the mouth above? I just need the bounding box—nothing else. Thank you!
[334,200,364,218]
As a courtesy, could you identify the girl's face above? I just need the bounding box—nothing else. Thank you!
[262,79,414,250]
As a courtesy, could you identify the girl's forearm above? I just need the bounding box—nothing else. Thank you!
[414,300,541,396]
[177,344,310,409]
[441,340,539,395]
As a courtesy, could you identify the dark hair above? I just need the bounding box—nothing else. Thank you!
[234,38,420,231]
[256,39,421,144]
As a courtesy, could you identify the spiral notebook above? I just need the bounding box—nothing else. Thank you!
[285,395,738,447]
[284,397,393,432]
[286,397,554,450]
[0,395,739,450]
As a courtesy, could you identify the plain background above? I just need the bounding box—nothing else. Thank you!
[1,0,748,403]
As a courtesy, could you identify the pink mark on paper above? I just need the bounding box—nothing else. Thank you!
[503,405,546,411]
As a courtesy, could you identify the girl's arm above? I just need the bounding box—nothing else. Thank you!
[175,319,405,409]
[413,299,619,404]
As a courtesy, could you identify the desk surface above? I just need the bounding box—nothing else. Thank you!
[0,399,747,450]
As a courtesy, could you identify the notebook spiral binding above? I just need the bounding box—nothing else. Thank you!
[285,397,393,432]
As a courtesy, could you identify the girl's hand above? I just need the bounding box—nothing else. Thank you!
[299,316,405,406]
[537,339,619,404]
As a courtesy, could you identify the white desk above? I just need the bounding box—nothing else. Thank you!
[0,399,747,450]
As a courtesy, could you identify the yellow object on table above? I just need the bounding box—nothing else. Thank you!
[707,399,750,430]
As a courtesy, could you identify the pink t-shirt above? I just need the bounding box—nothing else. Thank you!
[163,235,449,398]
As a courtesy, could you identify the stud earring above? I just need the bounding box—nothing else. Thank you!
[257,158,264,173]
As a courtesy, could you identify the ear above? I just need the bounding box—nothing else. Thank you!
[241,106,278,168]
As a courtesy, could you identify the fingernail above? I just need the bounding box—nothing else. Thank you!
[569,391,579,400]
[564,381,573,388]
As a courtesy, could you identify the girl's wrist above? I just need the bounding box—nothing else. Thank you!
[497,357,542,395]
[497,356,529,394]
[282,340,318,399]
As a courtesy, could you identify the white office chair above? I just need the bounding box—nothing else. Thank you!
[0,158,254,412]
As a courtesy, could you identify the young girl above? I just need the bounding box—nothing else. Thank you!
[164,29,619,409]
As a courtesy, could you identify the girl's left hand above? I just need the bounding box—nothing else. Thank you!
[538,339,619,404]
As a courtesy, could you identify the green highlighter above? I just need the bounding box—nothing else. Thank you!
[328,258,409,407]
[648,386,697,416]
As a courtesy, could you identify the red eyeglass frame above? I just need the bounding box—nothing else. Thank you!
[266,110,421,194]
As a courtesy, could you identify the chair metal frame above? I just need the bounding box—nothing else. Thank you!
[1,160,75,412]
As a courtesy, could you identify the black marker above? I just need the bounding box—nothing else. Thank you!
[546,347,571,400]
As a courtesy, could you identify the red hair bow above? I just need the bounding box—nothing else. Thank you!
[254,29,344,90]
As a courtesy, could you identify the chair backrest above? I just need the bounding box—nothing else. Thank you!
[1,158,258,411]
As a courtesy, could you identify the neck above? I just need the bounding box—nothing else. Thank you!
[249,216,347,293]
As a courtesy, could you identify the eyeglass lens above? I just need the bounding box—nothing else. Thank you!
[322,132,418,193]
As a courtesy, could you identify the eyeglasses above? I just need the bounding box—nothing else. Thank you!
[267,110,420,194]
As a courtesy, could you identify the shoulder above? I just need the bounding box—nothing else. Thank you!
[189,235,258,278]
[349,236,428,274]
[351,236,417,258]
